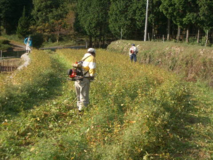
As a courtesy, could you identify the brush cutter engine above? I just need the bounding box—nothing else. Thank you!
[67,61,84,81]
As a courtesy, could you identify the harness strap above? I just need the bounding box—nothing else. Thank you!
[81,55,92,77]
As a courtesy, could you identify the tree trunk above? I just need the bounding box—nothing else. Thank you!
[205,30,209,47]
[186,27,189,43]
[167,18,170,41]
[152,23,155,40]
[89,35,92,47]
[0,20,1,35]
[56,30,59,43]
[197,29,200,43]
[120,28,123,40]
[99,27,102,48]
[176,26,181,42]
[102,32,105,48]
[172,23,175,39]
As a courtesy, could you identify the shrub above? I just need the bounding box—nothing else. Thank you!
[31,33,44,48]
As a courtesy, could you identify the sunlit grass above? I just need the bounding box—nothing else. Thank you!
[0,48,212,160]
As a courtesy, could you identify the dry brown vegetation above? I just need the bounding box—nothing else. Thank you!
[107,40,213,86]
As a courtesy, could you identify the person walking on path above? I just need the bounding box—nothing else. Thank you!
[129,44,138,62]
[74,48,96,113]
[24,36,32,53]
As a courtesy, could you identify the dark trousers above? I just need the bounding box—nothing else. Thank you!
[130,54,137,62]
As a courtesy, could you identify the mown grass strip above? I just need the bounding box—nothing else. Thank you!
[0,48,212,160]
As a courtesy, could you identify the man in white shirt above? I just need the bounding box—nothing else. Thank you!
[129,44,138,62]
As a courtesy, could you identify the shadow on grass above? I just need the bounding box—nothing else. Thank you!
[0,55,68,122]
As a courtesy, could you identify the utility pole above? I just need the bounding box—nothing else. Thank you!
[144,0,149,41]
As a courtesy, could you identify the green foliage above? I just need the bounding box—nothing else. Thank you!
[0,39,10,50]
[109,0,132,38]
[107,40,213,86]
[1,0,213,44]
[31,0,69,43]
[160,0,198,28]
[76,0,110,45]
[197,0,213,30]
[0,47,212,159]
[31,33,44,48]
[0,44,10,51]
[16,7,30,38]
[0,39,9,44]
[0,0,32,34]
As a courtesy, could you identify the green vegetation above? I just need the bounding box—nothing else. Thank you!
[16,7,30,38]
[0,44,212,159]
[1,0,213,48]
[107,40,213,86]
[0,38,10,51]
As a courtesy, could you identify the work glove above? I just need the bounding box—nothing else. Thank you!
[72,62,82,68]
[90,76,95,82]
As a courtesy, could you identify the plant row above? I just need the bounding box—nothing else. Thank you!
[0,49,212,159]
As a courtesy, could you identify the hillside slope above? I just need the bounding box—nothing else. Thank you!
[107,40,213,86]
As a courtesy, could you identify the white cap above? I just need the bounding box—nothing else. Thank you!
[87,48,95,53]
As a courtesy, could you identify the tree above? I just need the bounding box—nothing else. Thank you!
[16,7,30,38]
[31,0,68,41]
[0,0,32,34]
[48,4,69,43]
[160,0,182,41]
[109,0,130,39]
[197,0,213,46]
[160,0,198,42]
[109,0,148,40]
[128,0,147,40]
[76,0,110,47]
[148,0,167,41]
[181,0,198,43]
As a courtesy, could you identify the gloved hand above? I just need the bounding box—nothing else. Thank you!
[72,63,78,68]
[90,76,95,82]
[72,62,82,68]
